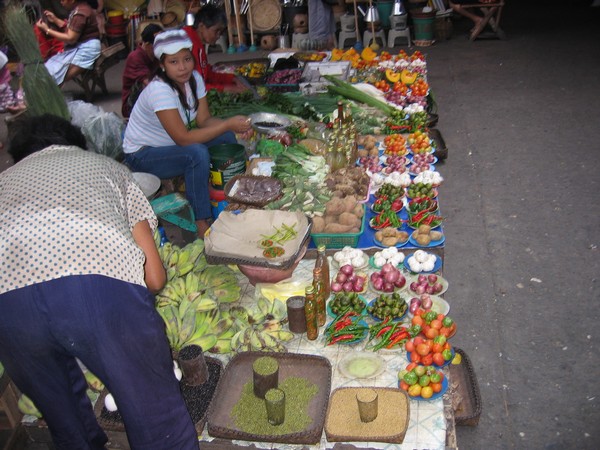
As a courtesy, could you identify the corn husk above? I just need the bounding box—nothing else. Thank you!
[3,5,70,120]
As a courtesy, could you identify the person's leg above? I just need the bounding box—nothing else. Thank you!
[449,1,483,28]
[124,143,212,222]
[0,284,108,449]
[62,64,87,85]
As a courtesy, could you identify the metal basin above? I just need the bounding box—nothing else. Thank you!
[249,112,291,134]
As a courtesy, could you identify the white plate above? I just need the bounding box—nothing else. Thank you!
[338,352,386,379]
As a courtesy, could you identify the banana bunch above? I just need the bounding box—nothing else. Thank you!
[226,298,294,353]
[18,394,42,419]
[155,271,217,311]
[158,295,222,353]
[157,239,206,280]
[198,265,241,304]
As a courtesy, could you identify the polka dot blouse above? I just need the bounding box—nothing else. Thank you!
[0,146,158,294]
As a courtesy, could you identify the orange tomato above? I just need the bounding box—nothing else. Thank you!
[410,352,421,363]
[413,336,425,346]
[416,343,430,356]
[399,380,409,391]
[432,343,443,354]
[431,382,442,393]
[408,384,422,397]
[430,319,442,330]
[439,327,451,337]
[406,362,418,372]
[425,327,439,339]
[405,340,415,353]
[420,386,433,399]
[412,316,424,327]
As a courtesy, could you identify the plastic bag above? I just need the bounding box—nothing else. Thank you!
[81,112,125,161]
[68,100,102,128]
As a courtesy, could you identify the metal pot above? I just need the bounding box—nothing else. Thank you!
[357,5,379,23]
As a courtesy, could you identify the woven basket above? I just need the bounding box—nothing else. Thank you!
[251,0,282,32]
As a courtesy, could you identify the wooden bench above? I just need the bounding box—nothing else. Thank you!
[72,41,126,102]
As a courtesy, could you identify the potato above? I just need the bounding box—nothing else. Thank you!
[339,212,361,228]
[325,198,345,216]
[397,231,409,242]
[324,223,354,234]
[353,203,365,218]
[312,216,325,233]
[324,214,338,225]
[381,227,398,237]
[418,224,432,235]
[382,236,399,246]
[416,234,431,245]
[430,231,443,241]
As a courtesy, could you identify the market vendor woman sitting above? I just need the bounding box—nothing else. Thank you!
[123,29,251,238]
[36,0,101,86]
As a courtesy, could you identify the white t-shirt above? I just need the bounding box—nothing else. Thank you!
[123,71,207,154]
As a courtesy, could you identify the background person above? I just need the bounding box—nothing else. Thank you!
[36,0,101,86]
[0,114,199,449]
[122,30,251,238]
[121,23,163,118]
[183,4,248,93]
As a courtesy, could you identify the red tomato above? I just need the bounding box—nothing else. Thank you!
[399,380,409,391]
[425,327,439,339]
[405,340,415,353]
[421,353,434,366]
[432,352,445,366]
[430,319,442,330]
[406,362,418,372]
[432,343,443,354]
[431,382,443,393]
[412,316,424,327]
[410,352,421,363]
[413,336,425,346]
[416,343,430,356]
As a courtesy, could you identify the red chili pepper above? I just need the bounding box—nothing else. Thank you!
[386,331,409,349]
[328,334,356,345]
[411,210,428,223]
[376,325,393,338]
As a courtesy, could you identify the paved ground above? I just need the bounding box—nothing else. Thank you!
[1,1,599,448]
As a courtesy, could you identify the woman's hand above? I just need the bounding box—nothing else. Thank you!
[36,18,49,33]
[43,10,58,24]
[227,115,253,134]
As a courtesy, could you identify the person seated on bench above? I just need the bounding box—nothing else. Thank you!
[121,23,163,118]
[35,0,101,86]
[122,30,252,238]
[183,5,248,93]
[449,0,497,40]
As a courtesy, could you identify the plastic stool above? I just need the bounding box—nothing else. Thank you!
[150,193,197,233]
[388,28,412,47]
[363,29,386,48]
[206,34,227,53]
[338,30,357,48]
[292,32,310,50]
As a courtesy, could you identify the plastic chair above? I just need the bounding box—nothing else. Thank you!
[292,32,310,50]
[388,27,412,47]
[363,29,386,48]
[338,31,357,48]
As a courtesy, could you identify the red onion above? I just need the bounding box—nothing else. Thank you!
[428,274,438,284]
[354,280,365,292]
[425,285,435,294]
[372,278,384,291]
[421,296,433,310]
[410,297,420,306]
[336,272,347,284]
[432,283,443,294]
[395,275,406,289]
[371,272,382,284]
[409,302,420,314]
[418,274,427,284]
[410,281,419,291]
[383,269,400,284]
[381,263,394,274]
[340,264,354,276]
[343,281,354,292]
[347,274,357,283]
[331,282,343,292]
[415,284,426,295]
[383,282,394,292]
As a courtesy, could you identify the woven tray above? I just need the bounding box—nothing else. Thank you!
[251,0,282,32]
[448,348,482,426]
[94,357,223,434]
[324,387,410,443]
[205,211,313,270]
[207,351,331,444]
[224,175,283,207]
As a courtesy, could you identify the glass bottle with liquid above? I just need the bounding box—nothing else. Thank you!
[313,267,326,327]
[304,286,319,340]
[315,245,330,299]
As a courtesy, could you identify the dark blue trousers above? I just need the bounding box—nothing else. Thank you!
[0,275,198,450]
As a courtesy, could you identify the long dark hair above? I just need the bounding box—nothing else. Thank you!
[154,55,199,112]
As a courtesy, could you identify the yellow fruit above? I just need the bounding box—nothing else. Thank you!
[421,386,434,399]
[407,384,422,397]
[400,69,418,85]
[385,69,400,83]
[360,47,377,61]
[451,352,463,365]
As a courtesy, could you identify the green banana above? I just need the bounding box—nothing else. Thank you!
[84,371,105,392]
[208,338,233,354]
[196,297,218,312]
[177,262,195,277]
[269,299,288,321]
[18,394,42,419]
[186,333,217,351]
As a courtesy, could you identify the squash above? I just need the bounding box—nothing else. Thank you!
[400,69,418,85]
[331,48,344,61]
[385,69,400,83]
[360,47,377,62]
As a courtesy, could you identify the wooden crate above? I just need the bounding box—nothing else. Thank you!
[0,375,22,431]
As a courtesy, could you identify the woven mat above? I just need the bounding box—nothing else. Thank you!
[251,0,282,31]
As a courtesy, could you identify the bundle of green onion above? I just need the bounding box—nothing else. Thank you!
[4,5,70,120]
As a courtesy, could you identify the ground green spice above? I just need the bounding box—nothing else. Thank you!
[265,388,285,402]
[252,356,279,376]
[231,377,318,435]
